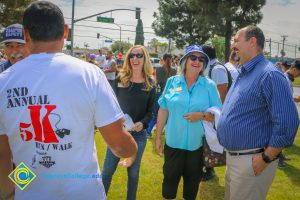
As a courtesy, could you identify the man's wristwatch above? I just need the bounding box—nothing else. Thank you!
[262,152,272,163]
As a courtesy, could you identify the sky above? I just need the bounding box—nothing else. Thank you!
[49,0,300,58]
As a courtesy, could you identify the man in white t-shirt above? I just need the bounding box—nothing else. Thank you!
[203,45,229,104]
[103,50,117,86]
[203,44,230,182]
[96,49,106,68]
[0,1,137,200]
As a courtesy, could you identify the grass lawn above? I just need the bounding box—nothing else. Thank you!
[294,78,300,86]
[95,129,300,200]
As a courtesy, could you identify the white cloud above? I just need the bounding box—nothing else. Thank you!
[269,0,296,6]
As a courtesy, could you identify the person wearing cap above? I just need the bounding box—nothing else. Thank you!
[88,53,98,65]
[146,53,176,138]
[0,1,137,200]
[116,52,124,75]
[0,23,30,73]
[277,59,300,168]
[155,45,222,200]
[285,59,300,102]
[217,25,298,200]
[281,61,292,73]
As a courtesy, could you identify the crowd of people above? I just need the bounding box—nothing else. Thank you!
[0,1,299,200]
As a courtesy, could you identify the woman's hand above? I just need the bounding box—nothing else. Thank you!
[184,112,214,122]
[134,122,143,132]
[184,112,201,122]
[118,154,136,168]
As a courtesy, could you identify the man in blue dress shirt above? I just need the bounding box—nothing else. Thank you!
[217,25,299,200]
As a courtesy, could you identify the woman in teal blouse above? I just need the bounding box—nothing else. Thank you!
[155,45,222,200]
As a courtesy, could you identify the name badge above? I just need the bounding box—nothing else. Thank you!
[174,87,182,92]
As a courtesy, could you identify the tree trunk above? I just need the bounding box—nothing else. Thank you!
[224,20,233,62]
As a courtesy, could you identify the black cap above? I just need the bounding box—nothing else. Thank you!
[282,61,292,69]
[292,59,300,70]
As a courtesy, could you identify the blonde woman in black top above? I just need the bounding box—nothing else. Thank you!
[102,45,156,200]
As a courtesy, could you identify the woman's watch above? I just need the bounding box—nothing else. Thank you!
[262,152,272,163]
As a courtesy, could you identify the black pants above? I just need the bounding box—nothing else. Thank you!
[162,144,203,200]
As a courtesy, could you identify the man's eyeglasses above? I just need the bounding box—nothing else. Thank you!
[129,53,144,59]
[189,55,206,63]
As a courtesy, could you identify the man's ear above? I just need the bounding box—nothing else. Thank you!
[249,37,257,48]
[24,29,31,43]
[63,24,69,39]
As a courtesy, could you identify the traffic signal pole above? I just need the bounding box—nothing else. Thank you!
[70,4,141,56]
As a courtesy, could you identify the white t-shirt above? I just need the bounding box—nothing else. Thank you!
[103,59,116,80]
[205,58,228,85]
[96,54,106,68]
[0,53,124,200]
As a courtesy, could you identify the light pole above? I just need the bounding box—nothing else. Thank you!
[114,23,122,52]
[71,0,75,56]
[70,4,140,56]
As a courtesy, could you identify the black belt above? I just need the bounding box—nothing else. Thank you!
[227,148,264,156]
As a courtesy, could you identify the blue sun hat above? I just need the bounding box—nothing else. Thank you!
[179,45,210,69]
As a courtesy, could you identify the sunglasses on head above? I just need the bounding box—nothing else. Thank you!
[189,55,206,63]
[129,53,144,59]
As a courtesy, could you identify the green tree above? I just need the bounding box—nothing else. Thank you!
[189,0,266,61]
[210,37,225,62]
[0,0,33,29]
[152,0,211,48]
[135,19,144,45]
[148,38,168,53]
[111,41,132,54]
[153,0,266,61]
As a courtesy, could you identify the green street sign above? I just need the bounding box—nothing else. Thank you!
[97,16,114,23]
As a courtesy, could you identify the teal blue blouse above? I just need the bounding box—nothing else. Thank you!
[158,75,222,151]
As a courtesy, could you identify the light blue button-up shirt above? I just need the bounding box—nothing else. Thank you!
[159,75,222,151]
[218,54,299,151]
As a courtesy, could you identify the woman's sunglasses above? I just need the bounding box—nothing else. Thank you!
[129,53,144,59]
[189,55,206,63]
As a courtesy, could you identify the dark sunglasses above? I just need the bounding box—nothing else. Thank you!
[189,55,206,63]
[129,53,144,59]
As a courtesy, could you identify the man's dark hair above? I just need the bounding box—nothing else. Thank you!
[244,25,265,50]
[23,1,65,41]
[202,44,216,59]
[163,53,172,60]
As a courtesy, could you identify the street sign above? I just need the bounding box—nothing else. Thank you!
[105,40,113,43]
[97,16,114,23]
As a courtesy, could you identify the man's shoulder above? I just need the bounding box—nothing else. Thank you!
[211,63,227,74]
[0,61,9,73]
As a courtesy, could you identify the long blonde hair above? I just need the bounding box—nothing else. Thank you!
[118,45,154,90]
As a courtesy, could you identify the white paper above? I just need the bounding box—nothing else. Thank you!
[123,114,135,131]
